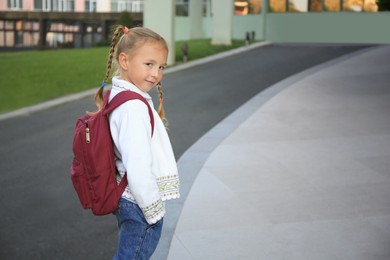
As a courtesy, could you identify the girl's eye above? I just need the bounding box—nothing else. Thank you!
[159,66,166,71]
[146,63,153,67]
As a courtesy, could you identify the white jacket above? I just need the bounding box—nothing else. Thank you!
[108,76,180,224]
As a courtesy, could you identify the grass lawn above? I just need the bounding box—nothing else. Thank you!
[174,39,246,62]
[0,39,245,114]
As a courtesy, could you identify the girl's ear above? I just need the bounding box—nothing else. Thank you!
[118,52,128,71]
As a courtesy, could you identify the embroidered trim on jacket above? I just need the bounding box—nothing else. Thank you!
[157,174,180,200]
[141,199,165,223]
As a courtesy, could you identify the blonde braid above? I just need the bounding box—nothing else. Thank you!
[93,25,126,110]
[156,82,167,125]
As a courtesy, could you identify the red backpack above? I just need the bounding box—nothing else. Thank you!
[70,90,154,215]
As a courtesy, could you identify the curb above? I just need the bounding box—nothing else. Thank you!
[0,89,97,121]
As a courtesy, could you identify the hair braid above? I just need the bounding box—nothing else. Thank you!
[156,82,167,125]
[93,25,126,110]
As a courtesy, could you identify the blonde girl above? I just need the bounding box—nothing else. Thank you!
[94,25,180,260]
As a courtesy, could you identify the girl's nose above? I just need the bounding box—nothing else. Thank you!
[151,67,159,78]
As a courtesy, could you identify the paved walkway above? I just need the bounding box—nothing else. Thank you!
[168,45,390,260]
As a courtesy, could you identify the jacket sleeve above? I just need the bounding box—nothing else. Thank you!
[110,100,165,224]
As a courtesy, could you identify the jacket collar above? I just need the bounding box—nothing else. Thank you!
[111,76,152,101]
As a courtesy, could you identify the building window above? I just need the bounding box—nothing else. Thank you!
[0,31,4,47]
[363,0,378,11]
[234,0,262,15]
[276,0,379,12]
[270,0,287,12]
[235,0,249,14]
[57,0,75,11]
[8,0,23,9]
[130,0,143,12]
[85,0,97,12]
[34,0,43,10]
[323,0,341,11]
[118,0,127,11]
[116,0,143,12]
[5,31,14,47]
[0,19,41,48]
[309,0,322,11]
[288,0,309,12]
[34,0,75,12]
[176,0,189,16]
[5,21,14,30]
[175,0,209,16]
[203,0,210,16]
[44,0,52,11]
[343,0,363,11]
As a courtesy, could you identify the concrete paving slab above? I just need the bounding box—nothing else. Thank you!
[168,45,390,259]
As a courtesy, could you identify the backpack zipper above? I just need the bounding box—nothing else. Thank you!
[85,120,90,143]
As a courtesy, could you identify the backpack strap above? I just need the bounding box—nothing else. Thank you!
[102,90,155,136]
[101,90,155,197]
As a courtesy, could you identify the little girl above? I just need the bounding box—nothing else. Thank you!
[93,25,180,259]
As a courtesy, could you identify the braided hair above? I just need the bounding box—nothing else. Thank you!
[93,25,168,123]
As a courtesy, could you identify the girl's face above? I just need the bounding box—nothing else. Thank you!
[119,41,168,92]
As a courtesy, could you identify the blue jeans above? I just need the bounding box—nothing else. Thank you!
[113,198,163,260]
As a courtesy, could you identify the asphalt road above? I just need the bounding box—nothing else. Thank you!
[0,43,370,259]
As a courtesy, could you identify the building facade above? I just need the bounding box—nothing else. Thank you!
[1,0,144,12]
[174,0,389,44]
[1,0,389,50]
[0,0,143,49]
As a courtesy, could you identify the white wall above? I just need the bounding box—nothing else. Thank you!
[266,12,390,44]
[211,0,233,44]
[143,0,175,65]
[233,15,263,40]
[175,12,390,44]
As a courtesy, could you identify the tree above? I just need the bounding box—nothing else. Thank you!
[97,11,134,46]
[116,11,134,28]
[377,0,390,10]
